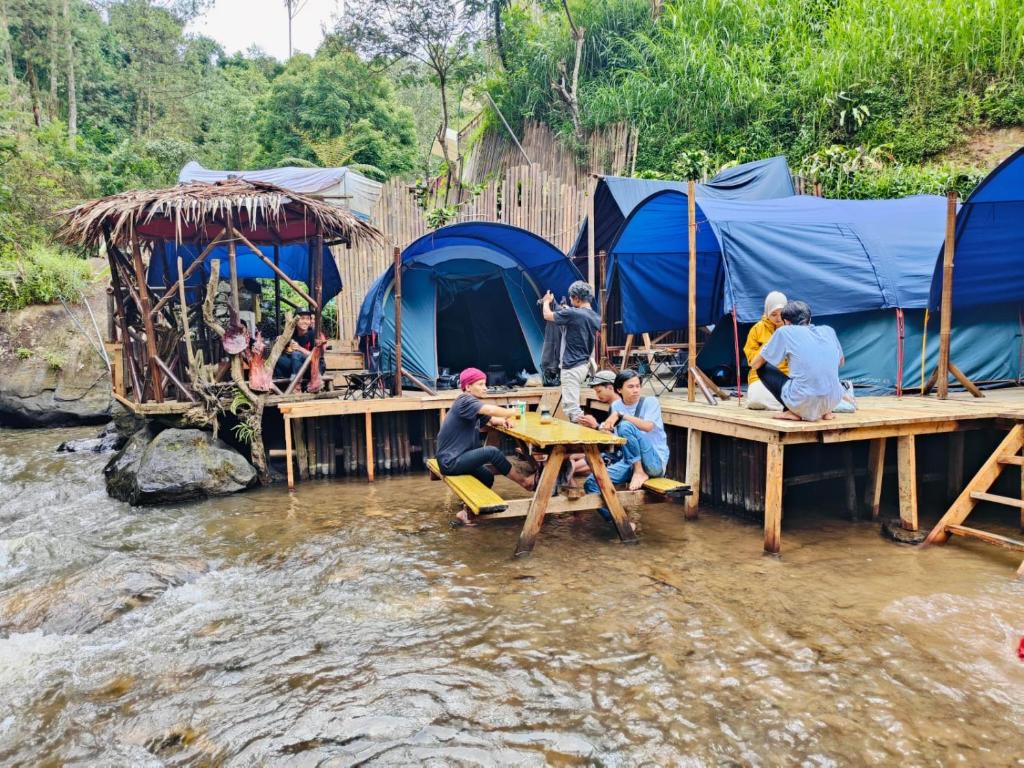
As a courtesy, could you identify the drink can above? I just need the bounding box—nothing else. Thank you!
[517,401,527,419]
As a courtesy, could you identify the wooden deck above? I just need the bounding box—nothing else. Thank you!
[629,388,1024,554]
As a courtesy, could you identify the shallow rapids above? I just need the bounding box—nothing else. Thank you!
[1,427,1022,765]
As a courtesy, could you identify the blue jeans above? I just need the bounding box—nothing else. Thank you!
[584,421,665,521]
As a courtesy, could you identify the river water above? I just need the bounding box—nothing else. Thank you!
[1,426,1022,766]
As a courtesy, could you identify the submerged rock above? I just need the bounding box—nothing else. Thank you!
[0,552,208,635]
[880,518,927,545]
[58,421,127,454]
[104,428,257,505]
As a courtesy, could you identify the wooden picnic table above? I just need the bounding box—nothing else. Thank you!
[492,411,638,556]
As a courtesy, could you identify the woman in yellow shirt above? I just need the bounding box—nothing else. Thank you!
[744,291,788,410]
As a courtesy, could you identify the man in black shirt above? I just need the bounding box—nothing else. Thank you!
[436,367,536,525]
[274,309,325,381]
[542,280,600,424]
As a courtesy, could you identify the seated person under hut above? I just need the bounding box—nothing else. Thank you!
[274,309,325,383]
[750,300,845,422]
[436,367,536,525]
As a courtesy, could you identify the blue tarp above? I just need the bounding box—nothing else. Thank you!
[570,156,795,260]
[147,241,342,306]
[928,147,1024,310]
[608,190,948,332]
[357,222,583,383]
[178,161,383,222]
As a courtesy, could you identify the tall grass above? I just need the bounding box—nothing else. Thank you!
[490,0,1024,186]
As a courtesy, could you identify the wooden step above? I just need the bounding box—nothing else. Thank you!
[945,524,1024,552]
[641,477,691,497]
[997,455,1024,466]
[426,458,508,515]
[968,491,1024,509]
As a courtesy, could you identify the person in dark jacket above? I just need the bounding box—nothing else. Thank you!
[274,309,325,381]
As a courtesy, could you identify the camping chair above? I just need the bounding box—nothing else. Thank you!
[648,349,689,396]
[343,345,391,400]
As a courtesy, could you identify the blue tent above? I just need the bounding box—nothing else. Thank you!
[570,156,795,261]
[928,148,1024,310]
[147,240,342,306]
[357,223,584,384]
[608,190,948,331]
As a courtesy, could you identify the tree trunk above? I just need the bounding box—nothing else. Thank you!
[493,0,508,70]
[0,0,17,99]
[64,0,76,144]
[437,74,453,205]
[26,59,41,127]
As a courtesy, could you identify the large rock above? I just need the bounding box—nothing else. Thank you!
[104,428,257,505]
[0,265,113,427]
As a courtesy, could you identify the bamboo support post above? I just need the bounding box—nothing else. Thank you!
[936,191,956,400]
[393,245,403,397]
[764,442,784,553]
[587,175,598,286]
[365,411,375,481]
[684,428,701,519]
[273,243,282,333]
[598,249,608,367]
[687,179,697,402]
[227,224,240,314]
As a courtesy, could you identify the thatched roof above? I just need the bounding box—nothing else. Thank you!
[57,178,382,248]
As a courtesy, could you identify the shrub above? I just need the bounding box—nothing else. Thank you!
[0,245,92,311]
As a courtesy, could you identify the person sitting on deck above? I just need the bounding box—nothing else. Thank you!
[274,309,325,383]
[542,281,600,425]
[750,300,845,422]
[743,291,788,411]
[437,367,536,525]
[584,369,670,524]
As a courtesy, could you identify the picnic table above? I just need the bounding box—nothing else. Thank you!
[491,411,639,556]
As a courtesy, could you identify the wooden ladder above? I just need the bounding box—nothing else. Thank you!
[924,424,1024,577]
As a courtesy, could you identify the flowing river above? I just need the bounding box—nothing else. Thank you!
[1,426,1022,766]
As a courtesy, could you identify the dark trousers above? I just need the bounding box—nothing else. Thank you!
[441,446,512,488]
[274,351,325,380]
[758,363,791,409]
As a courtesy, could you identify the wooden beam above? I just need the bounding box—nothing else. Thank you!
[585,444,638,545]
[897,434,918,531]
[365,411,375,482]
[515,446,565,556]
[149,230,227,318]
[865,437,886,519]
[130,233,164,402]
[176,255,196,372]
[684,427,701,519]
[936,190,956,399]
[949,361,984,398]
[285,415,295,490]
[232,227,318,309]
[946,524,1024,552]
[586,175,597,286]
[393,245,403,397]
[764,442,784,553]
[687,179,697,402]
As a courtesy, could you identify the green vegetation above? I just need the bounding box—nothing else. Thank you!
[15,347,31,359]
[490,0,1024,196]
[0,244,91,310]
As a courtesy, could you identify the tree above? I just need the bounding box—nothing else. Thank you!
[63,0,76,145]
[283,0,308,58]
[336,0,485,195]
[256,50,417,177]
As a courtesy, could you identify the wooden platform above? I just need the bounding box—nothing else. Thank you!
[613,387,1024,554]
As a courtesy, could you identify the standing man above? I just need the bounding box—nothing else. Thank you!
[542,280,600,425]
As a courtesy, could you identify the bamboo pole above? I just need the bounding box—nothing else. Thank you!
[104,229,142,403]
[176,255,195,372]
[227,225,240,315]
[937,190,956,399]
[598,249,608,367]
[312,232,324,336]
[130,230,164,402]
[274,243,282,333]
[687,179,697,402]
[231,228,317,309]
[587,175,598,286]
[393,245,403,396]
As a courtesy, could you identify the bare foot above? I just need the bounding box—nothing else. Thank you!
[772,411,803,421]
[628,469,650,491]
[456,508,477,527]
[822,412,835,420]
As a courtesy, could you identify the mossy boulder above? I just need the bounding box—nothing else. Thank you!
[104,428,256,505]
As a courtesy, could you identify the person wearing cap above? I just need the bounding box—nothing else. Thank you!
[743,291,788,411]
[436,367,536,524]
[751,300,845,422]
[273,309,325,381]
[542,280,600,425]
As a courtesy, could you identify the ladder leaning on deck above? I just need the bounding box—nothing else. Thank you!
[924,423,1024,577]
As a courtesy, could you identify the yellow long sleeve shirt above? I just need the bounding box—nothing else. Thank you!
[744,317,789,384]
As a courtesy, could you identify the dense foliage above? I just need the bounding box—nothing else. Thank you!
[489,0,1024,196]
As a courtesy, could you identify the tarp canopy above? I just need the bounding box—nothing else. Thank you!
[357,222,583,383]
[148,240,342,306]
[570,156,795,261]
[928,147,1024,310]
[608,190,948,333]
[179,161,383,222]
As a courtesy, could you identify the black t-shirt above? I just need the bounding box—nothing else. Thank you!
[292,328,316,351]
[436,394,487,470]
[554,305,600,369]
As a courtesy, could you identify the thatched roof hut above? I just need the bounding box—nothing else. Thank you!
[57,178,382,248]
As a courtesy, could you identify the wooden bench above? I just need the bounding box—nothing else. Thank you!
[426,458,508,515]
[641,476,691,500]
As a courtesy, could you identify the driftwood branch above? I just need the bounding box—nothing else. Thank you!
[202,259,226,338]
[262,311,296,377]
